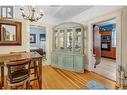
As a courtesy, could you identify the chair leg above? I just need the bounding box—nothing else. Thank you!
[36,68,40,85]
[34,67,37,77]
[1,66,4,87]
[10,86,12,89]
[26,80,30,89]
[0,83,2,89]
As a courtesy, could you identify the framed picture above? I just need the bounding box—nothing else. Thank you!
[40,34,46,41]
[30,34,36,43]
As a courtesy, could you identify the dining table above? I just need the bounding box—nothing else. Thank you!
[0,52,42,89]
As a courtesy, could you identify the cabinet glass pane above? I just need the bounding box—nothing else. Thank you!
[55,30,59,49]
[59,30,64,49]
[66,29,73,51]
[74,28,81,52]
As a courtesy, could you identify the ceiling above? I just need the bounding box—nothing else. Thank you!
[49,6,93,20]
[15,6,123,24]
[17,6,93,20]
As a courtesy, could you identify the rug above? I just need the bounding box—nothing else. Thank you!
[82,80,108,89]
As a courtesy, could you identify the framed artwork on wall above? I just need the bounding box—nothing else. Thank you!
[30,34,36,43]
[40,34,46,41]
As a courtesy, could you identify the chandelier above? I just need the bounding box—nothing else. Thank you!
[20,6,43,22]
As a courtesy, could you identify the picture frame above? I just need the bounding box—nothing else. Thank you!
[30,34,36,43]
[40,34,46,41]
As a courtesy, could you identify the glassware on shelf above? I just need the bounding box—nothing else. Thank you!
[74,28,81,52]
[59,30,64,49]
[66,29,73,51]
[55,30,59,49]
[54,24,83,54]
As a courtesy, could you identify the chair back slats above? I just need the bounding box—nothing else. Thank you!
[6,59,31,85]
[7,59,30,74]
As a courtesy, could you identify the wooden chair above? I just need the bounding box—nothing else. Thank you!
[10,51,40,89]
[0,62,4,89]
[10,51,40,88]
[6,59,31,89]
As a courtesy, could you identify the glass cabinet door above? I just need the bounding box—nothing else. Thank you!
[74,28,82,52]
[59,30,64,50]
[54,30,59,49]
[66,29,73,51]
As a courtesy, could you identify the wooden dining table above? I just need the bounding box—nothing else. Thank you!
[0,52,42,89]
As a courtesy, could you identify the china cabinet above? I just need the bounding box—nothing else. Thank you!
[51,22,85,73]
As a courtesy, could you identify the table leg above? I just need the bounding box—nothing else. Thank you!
[38,57,42,89]
[0,63,4,88]
[1,66,4,87]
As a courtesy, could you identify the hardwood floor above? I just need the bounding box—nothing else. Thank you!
[93,57,116,81]
[42,65,116,89]
[1,65,116,89]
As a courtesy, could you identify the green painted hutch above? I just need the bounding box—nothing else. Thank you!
[51,22,84,73]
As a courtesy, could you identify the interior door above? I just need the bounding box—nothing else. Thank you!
[93,25,101,67]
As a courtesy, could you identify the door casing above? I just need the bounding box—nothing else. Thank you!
[87,10,122,85]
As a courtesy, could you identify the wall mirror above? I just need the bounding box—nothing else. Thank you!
[0,19,22,45]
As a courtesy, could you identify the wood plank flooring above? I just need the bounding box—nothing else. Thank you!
[93,58,116,81]
[42,65,116,89]
[1,65,116,89]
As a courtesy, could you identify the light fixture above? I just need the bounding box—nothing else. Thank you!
[20,6,43,22]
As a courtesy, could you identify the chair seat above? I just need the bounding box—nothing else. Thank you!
[8,69,29,84]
